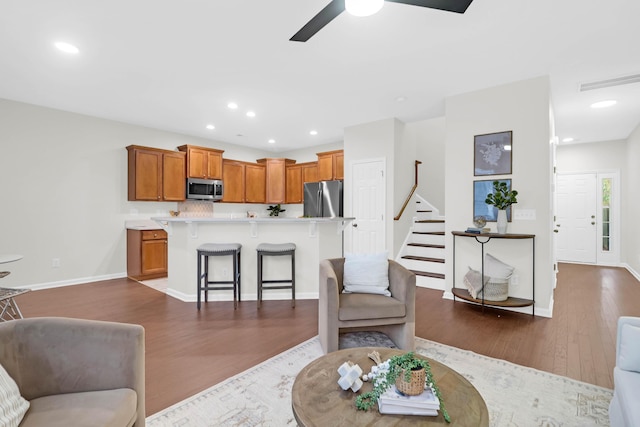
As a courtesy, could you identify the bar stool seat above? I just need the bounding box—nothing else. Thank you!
[257,243,296,308]
[197,243,242,310]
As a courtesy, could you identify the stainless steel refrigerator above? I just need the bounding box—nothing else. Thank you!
[303,180,343,217]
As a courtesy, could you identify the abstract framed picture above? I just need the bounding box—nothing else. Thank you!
[474,130,512,176]
[473,179,512,222]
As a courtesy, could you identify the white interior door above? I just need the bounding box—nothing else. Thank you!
[556,173,597,263]
[350,159,385,254]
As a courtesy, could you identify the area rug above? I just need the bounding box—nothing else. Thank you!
[146,336,612,427]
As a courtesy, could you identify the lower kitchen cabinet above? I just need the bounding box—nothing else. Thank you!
[127,229,168,281]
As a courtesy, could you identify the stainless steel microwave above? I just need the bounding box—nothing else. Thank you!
[186,178,223,201]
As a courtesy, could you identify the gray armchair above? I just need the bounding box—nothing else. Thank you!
[319,258,416,354]
[0,317,145,427]
[609,316,640,427]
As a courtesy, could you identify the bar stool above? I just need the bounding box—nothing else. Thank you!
[256,243,296,308]
[196,243,241,310]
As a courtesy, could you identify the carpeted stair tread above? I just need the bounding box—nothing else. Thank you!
[402,255,445,263]
[410,270,445,279]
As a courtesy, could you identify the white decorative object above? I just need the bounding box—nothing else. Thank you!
[337,361,364,392]
[497,209,508,234]
[0,363,30,427]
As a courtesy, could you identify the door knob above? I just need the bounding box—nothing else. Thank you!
[352,223,358,228]
[591,222,595,225]
[553,229,559,233]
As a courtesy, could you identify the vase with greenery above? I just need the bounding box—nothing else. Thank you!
[355,352,450,423]
[267,204,285,217]
[485,180,518,234]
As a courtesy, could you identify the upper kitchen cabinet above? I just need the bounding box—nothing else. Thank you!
[127,145,186,201]
[286,161,318,204]
[317,150,344,181]
[222,160,266,203]
[258,158,296,204]
[245,162,266,203]
[177,144,224,180]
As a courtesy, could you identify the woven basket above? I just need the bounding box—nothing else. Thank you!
[395,368,425,396]
[483,278,509,301]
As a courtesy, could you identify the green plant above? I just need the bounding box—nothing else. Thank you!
[267,204,286,217]
[355,352,450,423]
[485,180,518,210]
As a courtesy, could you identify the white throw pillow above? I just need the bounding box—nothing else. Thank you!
[342,252,390,296]
[619,323,640,373]
[0,363,30,427]
[463,267,488,299]
[484,253,515,280]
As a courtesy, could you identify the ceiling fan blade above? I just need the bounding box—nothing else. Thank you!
[385,0,474,14]
[290,0,345,42]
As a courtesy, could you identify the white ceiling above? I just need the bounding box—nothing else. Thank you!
[1,0,639,152]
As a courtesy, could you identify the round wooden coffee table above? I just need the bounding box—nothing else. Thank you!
[292,347,489,426]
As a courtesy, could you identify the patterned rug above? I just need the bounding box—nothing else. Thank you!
[146,335,612,426]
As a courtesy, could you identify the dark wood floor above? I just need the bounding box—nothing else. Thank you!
[14,263,640,416]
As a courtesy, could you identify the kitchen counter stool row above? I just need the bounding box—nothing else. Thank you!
[196,242,296,310]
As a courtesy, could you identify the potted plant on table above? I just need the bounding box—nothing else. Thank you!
[267,204,286,217]
[355,352,450,423]
[485,180,518,234]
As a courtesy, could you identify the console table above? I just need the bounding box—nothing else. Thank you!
[451,231,535,316]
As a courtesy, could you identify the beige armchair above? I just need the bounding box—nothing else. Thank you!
[319,258,416,354]
[0,317,145,427]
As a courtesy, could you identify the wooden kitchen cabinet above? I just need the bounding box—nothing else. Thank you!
[222,160,245,203]
[177,145,224,180]
[245,163,266,203]
[127,229,168,281]
[221,160,266,203]
[258,158,296,204]
[127,145,186,201]
[317,150,343,181]
[286,161,318,204]
[286,164,303,204]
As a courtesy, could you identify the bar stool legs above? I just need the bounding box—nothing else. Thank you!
[257,243,296,308]
[197,243,242,310]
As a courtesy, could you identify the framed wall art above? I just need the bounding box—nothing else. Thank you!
[473,179,512,222]
[474,130,512,176]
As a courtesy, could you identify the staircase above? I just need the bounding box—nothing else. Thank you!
[398,201,446,290]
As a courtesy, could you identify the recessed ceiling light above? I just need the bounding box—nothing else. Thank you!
[246,111,256,118]
[206,124,215,130]
[310,130,318,136]
[268,139,276,144]
[54,41,79,54]
[562,137,574,143]
[227,102,238,109]
[396,96,407,103]
[590,100,617,109]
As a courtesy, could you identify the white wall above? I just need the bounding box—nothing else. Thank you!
[405,117,447,214]
[0,98,325,288]
[444,76,555,316]
[556,139,627,172]
[344,119,415,258]
[280,141,343,163]
[625,123,640,278]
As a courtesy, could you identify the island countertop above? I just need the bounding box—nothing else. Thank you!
[151,216,355,223]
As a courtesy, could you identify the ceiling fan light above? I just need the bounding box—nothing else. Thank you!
[345,0,384,17]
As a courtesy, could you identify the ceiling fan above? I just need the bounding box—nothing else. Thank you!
[290,0,474,42]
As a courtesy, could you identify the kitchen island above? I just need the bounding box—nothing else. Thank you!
[150,216,354,303]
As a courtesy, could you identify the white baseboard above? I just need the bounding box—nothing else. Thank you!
[622,263,640,282]
[19,272,127,291]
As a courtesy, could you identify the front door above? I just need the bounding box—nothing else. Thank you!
[349,159,386,254]
[556,173,597,263]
